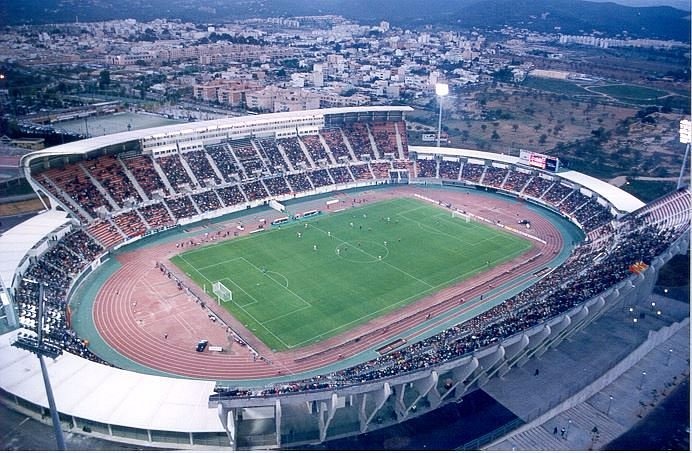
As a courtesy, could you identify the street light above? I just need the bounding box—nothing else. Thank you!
[435,82,449,148]
[678,119,690,190]
[11,279,66,450]
[638,371,647,390]
[666,348,673,366]
[607,395,614,415]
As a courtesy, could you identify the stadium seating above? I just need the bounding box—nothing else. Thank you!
[307,169,333,188]
[31,118,624,254]
[481,166,509,188]
[328,166,354,184]
[349,163,372,181]
[343,123,376,160]
[301,134,332,164]
[263,176,292,197]
[39,164,111,219]
[183,149,223,187]
[321,129,353,162]
[121,155,168,198]
[215,185,247,207]
[255,138,289,172]
[523,175,553,199]
[83,155,143,208]
[542,182,573,205]
[502,169,532,193]
[416,158,437,178]
[205,143,241,181]
[461,162,484,183]
[241,180,269,202]
[278,137,310,169]
[138,202,175,230]
[438,159,461,180]
[230,141,266,178]
[112,210,147,239]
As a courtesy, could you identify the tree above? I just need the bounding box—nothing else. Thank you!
[491,130,500,141]
[98,69,110,90]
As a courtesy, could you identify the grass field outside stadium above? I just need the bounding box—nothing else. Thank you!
[171,198,532,351]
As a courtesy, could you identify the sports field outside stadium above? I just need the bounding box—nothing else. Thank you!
[171,198,532,351]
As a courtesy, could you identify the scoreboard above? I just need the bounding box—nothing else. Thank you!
[519,150,560,172]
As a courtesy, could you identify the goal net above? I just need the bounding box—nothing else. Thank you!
[452,210,471,223]
[212,281,233,302]
[269,199,286,213]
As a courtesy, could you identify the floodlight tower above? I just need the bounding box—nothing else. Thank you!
[677,119,691,190]
[12,279,66,450]
[435,82,449,147]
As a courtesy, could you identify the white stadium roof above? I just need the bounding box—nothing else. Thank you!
[0,330,220,432]
[0,209,70,290]
[21,106,414,166]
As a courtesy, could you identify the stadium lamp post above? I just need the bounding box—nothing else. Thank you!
[12,278,66,450]
[435,82,449,148]
[607,395,614,415]
[638,371,646,390]
[677,119,691,190]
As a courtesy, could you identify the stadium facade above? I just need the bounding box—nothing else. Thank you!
[0,106,689,449]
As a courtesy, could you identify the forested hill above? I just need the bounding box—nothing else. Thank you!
[1,0,689,42]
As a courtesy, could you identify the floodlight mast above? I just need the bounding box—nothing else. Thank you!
[13,279,66,450]
[435,82,449,148]
[677,119,691,190]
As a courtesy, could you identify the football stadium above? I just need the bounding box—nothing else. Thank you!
[0,106,689,449]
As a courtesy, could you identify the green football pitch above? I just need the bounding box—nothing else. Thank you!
[170,197,532,351]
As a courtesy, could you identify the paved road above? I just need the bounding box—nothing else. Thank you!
[0,401,159,451]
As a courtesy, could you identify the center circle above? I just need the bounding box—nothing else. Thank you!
[335,240,390,263]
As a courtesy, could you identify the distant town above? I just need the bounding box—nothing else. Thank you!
[0,12,690,201]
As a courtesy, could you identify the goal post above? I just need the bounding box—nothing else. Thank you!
[212,281,233,302]
[452,210,471,223]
